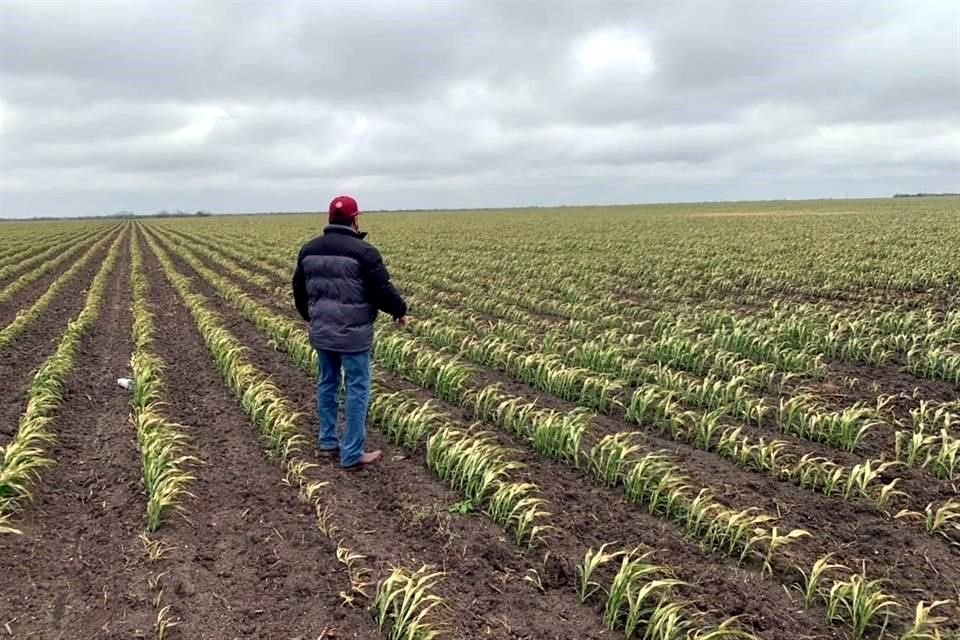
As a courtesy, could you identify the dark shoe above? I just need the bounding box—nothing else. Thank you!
[318,447,340,459]
[342,450,382,471]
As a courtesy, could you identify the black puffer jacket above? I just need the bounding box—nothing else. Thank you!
[292,225,407,353]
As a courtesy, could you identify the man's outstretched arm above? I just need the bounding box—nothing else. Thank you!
[292,254,310,322]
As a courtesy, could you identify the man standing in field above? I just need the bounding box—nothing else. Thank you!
[292,195,408,470]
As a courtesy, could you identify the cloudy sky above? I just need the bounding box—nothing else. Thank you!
[1,0,958,218]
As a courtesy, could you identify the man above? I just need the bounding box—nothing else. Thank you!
[292,195,407,470]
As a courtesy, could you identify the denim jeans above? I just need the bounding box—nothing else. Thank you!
[316,350,371,468]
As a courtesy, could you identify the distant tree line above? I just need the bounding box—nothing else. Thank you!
[892,193,960,198]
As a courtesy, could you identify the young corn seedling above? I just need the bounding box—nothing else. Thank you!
[899,600,952,640]
[531,408,588,465]
[759,527,811,576]
[486,482,552,548]
[825,569,899,640]
[155,604,179,640]
[336,541,372,604]
[896,500,960,540]
[930,430,959,480]
[373,566,445,640]
[844,460,902,506]
[577,543,626,603]
[795,554,847,608]
[895,427,937,468]
[588,432,645,487]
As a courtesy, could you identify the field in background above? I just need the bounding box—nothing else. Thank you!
[0,197,958,640]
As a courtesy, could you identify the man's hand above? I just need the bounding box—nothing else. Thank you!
[395,315,409,329]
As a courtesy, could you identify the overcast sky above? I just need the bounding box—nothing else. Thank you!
[1,0,958,218]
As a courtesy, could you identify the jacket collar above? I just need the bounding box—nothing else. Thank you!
[324,224,367,239]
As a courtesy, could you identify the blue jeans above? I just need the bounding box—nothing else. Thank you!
[316,350,372,467]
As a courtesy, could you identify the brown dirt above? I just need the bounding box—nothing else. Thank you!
[143,230,612,639]
[0,228,158,639]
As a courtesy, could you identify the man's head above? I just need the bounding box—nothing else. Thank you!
[329,195,360,229]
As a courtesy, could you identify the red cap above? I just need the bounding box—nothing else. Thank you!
[329,195,360,223]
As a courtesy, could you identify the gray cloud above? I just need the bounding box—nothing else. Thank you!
[1,0,958,217]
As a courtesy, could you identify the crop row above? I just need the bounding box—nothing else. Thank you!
[0,226,112,305]
[0,229,118,351]
[0,229,125,531]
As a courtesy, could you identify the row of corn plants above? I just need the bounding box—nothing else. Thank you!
[794,554,956,640]
[0,228,126,529]
[577,543,758,639]
[0,226,111,305]
[128,227,197,532]
[369,389,552,548]
[0,229,118,351]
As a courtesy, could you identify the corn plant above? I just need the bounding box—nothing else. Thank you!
[795,554,847,607]
[530,408,588,465]
[896,500,960,540]
[825,570,899,640]
[577,543,625,603]
[899,600,952,640]
[486,482,552,547]
[425,428,520,505]
[372,566,445,640]
[588,432,645,487]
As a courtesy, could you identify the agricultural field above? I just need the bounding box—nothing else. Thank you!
[0,197,958,640]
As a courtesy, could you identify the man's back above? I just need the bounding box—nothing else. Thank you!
[293,224,406,354]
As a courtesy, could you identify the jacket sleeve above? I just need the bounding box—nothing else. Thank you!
[292,250,310,322]
[361,247,407,319]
